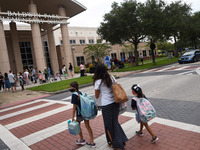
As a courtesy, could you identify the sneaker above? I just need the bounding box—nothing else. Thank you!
[151,136,159,143]
[86,142,96,148]
[135,131,144,136]
[76,139,86,145]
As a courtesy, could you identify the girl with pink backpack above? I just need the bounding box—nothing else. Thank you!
[131,84,159,143]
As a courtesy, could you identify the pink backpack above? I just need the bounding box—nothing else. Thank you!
[132,96,156,123]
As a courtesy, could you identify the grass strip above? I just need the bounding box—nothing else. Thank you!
[113,57,179,72]
[27,76,93,92]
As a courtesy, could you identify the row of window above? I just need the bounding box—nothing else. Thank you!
[61,39,95,45]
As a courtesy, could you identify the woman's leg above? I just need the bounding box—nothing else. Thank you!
[84,120,94,144]
[142,122,155,138]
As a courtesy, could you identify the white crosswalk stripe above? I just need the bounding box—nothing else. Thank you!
[0,101,55,120]
[0,101,41,113]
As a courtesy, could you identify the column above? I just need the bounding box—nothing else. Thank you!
[58,6,74,75]
[0,6,11,73]
[46,25,59,75]
[29,0,46,73]
[10,22,23,73]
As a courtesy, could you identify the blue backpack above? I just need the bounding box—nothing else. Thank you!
[73,92,98,120]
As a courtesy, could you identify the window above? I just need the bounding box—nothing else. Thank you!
[143,50,147,57]
[120,52,126,60]
[76,56,85,66]
[129,52,133,57]
[80,40,85,44]
[111,53,117,59]
[91,56,95,64]
[19,41,33,70]
[43,41,51,68]
[149,50,152,56]
[70,40,76,44]
[89,39,94,44]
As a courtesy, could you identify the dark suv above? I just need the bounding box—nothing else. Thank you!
[178,50,200,64]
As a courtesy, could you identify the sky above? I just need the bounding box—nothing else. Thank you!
[68,0,200,27]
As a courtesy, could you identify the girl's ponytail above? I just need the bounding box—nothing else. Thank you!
[132,84,144,98]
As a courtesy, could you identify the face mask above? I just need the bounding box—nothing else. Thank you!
[69,88,75,93]
[132,91,135,95]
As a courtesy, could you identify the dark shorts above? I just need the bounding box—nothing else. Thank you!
[76,116,84,122]
[69,69,73,72]
[10,82,16,87]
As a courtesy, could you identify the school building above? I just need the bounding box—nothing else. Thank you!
[0,0,158,75]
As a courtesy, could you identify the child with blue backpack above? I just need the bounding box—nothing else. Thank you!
[131,84,159,143]
[69,81,96,148]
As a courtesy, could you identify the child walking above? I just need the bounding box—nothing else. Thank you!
[19,72,25,91]
[131,84,158,143]
[69,81,96,148]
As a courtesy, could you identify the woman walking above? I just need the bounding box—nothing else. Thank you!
[93,64,128,149]
[4,73,11,92]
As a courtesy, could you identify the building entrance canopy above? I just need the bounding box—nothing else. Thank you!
[0,0,86,18]
[0,0,86,24]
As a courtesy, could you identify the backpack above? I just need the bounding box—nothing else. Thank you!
[133,96,156,123]
[73,92,98,120]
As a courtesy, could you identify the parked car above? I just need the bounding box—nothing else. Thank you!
[178,50,200,64]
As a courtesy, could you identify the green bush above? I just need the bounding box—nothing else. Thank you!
[85,68,90,73]
[74,66,80,73]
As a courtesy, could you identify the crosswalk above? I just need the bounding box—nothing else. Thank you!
[1,98,200,150]
[0,99,135,150]
[141,65,200,75]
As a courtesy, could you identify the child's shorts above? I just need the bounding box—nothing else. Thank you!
[77,116,84,122]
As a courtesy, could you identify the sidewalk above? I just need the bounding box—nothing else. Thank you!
[0,99,200,150]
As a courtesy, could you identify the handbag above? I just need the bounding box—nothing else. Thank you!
[111,76,128,103]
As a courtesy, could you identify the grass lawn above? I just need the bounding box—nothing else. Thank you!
[27,76,93,92]
[113,57,179,72]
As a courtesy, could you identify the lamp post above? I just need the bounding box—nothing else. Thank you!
[71,46,76,67]
[150,37,156,65]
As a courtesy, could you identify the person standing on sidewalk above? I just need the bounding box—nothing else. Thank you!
[69,63,74,77]
[19,72,25,91]
[80,63,85,77]
[131,84,158,143]
[93,64,128,149]
[140,53,144,65]
[4,73,11,92]
[8,70,17,92]
[0,72,4,92]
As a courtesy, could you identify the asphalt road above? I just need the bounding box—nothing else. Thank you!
[47,62,200,125]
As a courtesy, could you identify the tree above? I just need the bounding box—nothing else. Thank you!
[163,1,192,56]
[98,0,146,66]
[141,0,166,64]
[180,11,200,49]
[157,41,175,51]
[83,41,111,63]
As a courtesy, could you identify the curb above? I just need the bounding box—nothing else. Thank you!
[0,94,50,109]
[42,83,93,95]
